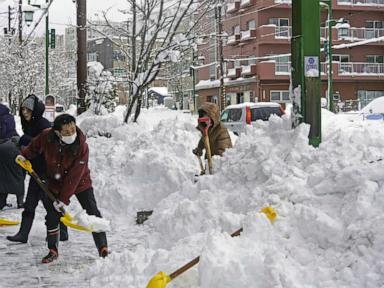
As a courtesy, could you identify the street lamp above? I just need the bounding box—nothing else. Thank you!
[320,0,347,112]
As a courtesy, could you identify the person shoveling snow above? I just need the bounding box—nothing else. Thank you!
[15,114,109,264]
[192,103,232,174]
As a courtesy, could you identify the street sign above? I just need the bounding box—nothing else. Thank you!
[304,56,319,77]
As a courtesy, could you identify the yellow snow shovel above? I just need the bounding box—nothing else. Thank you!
[146,206,277,288]
[0,218,20,226]
[16,157,94,233]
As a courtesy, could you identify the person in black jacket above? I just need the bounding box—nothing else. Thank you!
[7,95,69,243]
[0,103,24,209]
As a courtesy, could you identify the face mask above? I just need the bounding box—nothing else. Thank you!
[61,132,77,145]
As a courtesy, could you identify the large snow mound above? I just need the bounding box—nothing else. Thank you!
[74,108,384,287]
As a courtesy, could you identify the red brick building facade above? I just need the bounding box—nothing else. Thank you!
[196,0,384,111]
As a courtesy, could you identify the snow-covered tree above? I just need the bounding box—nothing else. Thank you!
[91,0,215,123]
[87,61,117,115]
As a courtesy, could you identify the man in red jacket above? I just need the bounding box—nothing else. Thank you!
[18,114,108,263]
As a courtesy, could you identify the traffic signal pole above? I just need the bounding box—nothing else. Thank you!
[45,0,49,95]
[291,0,322,147]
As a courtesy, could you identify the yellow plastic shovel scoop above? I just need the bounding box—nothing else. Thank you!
[0,218,20,226]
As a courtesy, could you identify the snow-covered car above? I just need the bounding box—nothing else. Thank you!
[220,102,285,135]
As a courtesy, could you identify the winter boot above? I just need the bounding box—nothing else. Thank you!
[16,194,24,209]
[93,232,108,257]
[42,249,58,264]
[99,246,109,258]
[6,213,34,243]
[59,222,69,242]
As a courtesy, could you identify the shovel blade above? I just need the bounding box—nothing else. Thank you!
[0,218,20,226]
[146,271,171,288]
[60,213,94,233]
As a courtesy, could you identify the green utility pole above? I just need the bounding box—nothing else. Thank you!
[325,0,333,112]
[45,0,49,95]
[291,0,321,147]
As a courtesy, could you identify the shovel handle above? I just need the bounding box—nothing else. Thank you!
[16,159,62,211]
[203,135,213,174]
[197,155,205,175]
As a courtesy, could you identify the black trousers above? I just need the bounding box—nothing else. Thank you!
[43,187,107,252]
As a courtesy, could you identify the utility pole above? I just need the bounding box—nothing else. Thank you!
[45,0,49,95]
[77,0,87,115]
[291,0,321,147]
[326,0,333,112]
[6,5,15,44]
[18,0,22,44]
[216,3,225,111]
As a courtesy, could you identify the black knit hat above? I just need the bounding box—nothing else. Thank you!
[53,114,76,131]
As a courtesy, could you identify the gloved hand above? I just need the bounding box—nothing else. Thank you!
[192,148,202,157]
[15,154,26,164]
[53,200,65,213]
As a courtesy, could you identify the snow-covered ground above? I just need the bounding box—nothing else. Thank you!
[1,106,384,288]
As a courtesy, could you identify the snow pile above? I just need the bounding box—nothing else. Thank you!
[70,210,111,233]
[74,108,384,287]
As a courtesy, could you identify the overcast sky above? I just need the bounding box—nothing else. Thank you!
[0,0,128,36]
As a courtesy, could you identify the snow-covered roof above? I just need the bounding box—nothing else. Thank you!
[148,87,170,97]
[225,102,281,109]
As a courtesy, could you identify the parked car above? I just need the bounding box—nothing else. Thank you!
[220,102,285,135]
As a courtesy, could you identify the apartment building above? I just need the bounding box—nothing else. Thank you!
[196,0,384,111]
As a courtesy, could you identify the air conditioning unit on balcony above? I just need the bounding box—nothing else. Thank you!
[227,1,240,13]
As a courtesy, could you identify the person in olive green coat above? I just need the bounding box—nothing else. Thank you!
[192,102,232,158]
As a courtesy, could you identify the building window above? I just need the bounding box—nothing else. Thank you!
[269,18,289,37]
[365,20,384,38]
[87,52,97,62]
[233,25,240,35]
[275,56,290,73]
[270,90,290,102]
[367,55,384,63]
[113,68,127,77]
[332,54,349,62]
[247,20,256,30]
[248,57,256,65]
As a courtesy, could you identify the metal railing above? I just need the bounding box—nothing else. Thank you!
[274,26,327,39]
[337,0,384,5]
[274,0,291,3]
[337,28,384,40]
[339,62,384,75]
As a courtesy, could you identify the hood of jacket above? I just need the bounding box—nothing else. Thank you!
[0,103,10,116]
[20,95,46,130]
[198,102,220,128]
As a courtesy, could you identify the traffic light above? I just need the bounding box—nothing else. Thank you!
[50,29,56,49]
[323,40,328,56]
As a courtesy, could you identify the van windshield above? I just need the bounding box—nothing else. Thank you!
[222,108,242,122]
[251,106,282,121]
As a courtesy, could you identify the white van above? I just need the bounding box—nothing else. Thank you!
[220,102,285,135]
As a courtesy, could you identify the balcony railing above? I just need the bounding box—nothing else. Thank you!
[337,0,384,5]
[337,28,384,40]
[274,0,291,3]
[338,62,384,75]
